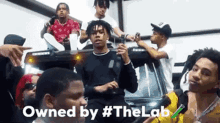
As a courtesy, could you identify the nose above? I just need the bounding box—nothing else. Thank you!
[95,33,101,37]
[192,70,201,81]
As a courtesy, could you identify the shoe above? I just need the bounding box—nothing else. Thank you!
[43,33,65,51]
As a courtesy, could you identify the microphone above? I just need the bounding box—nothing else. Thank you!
[135,32,140,42]
[107,35,125,94]
[108,59,119,94]
[120,34,125,44]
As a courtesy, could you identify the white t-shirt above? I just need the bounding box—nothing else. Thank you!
[81,15,118,45]
[158,44,175,93]
[180,70,189,92]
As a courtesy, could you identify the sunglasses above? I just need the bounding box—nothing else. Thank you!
[24,83,36,90]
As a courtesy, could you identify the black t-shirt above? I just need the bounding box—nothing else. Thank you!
[81,50,138,99]
[0,57,27,122]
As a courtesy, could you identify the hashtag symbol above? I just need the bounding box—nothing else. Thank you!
[102,106,113,117]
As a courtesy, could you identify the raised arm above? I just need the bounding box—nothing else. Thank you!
[113,27,135,41]
[134,35,168,60]
[0,45,31,67]
[117,43,138,93]
[80,29,89,44]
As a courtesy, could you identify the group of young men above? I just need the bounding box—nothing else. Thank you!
[0,0,220,123]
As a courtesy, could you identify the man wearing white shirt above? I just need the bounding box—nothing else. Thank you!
[135,22,175,93]
[80,0,134,49]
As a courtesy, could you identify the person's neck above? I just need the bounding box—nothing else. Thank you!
[58,17,68,24]
[93,46,109,54]
[95,13,105,19]
[195,92,218,116]
[157,40,167,49]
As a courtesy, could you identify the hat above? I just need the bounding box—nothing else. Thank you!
[4,34,26,46]
[151,22,172,38]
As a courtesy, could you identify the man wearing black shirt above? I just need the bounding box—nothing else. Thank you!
[0,44,31,122]
[82,20,138,123]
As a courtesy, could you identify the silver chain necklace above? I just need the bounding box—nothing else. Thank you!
[194,96,220,122]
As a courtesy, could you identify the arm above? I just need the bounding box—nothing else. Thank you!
[134,35,168,60]
[40,22,53,38]
[117,43,138,93]
[113,27,134,41]
[71,21,80,36]
[81,65,118,97]
[81,66,96,97]
[79,30,89,44]
[0,45,31,67]
[119,62,138,93]
[40,23,48,38]
[41,16,56,38]
[139,41,167,60]
[79,21,89,44]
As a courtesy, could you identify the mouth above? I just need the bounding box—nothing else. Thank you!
[189,80,198,85]
[94,40,102,43]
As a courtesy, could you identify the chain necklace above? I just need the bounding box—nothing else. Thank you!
[93,49,110,56]
[194,96,220,122]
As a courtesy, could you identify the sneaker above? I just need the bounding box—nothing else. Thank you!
[43,33,65,51]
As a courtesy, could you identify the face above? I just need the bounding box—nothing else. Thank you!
[95,3,107,16]
[90,25,109,49]
[53,80,87,123]
[150,31,164,44]
[23,75,39,101]
[188,58,219,93]
[57,4,69,18]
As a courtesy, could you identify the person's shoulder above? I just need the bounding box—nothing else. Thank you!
[104,14,114,19]
[164,44,174,49]
[160,44,175,53]
[53,19,59,25]
[68,19,79,24]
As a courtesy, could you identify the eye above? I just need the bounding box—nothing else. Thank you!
[192,66,198,71]
[91,32,96,35]
[202,70,211,76]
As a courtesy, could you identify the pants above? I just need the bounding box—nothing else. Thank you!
[85,96,135,123]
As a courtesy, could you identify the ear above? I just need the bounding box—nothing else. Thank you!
[161,34,166,40]
[43,94,55,109]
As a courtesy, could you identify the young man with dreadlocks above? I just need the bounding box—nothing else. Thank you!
[41,2,80,50]
[80,0,135,49]
[81,20,138,123]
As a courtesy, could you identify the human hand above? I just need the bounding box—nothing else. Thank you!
[0,44,31,67]
[62,36,70,44]
[94,81,119,93]
[126,34,135,41]
[134,33,146,48]
[117,43,130,64]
